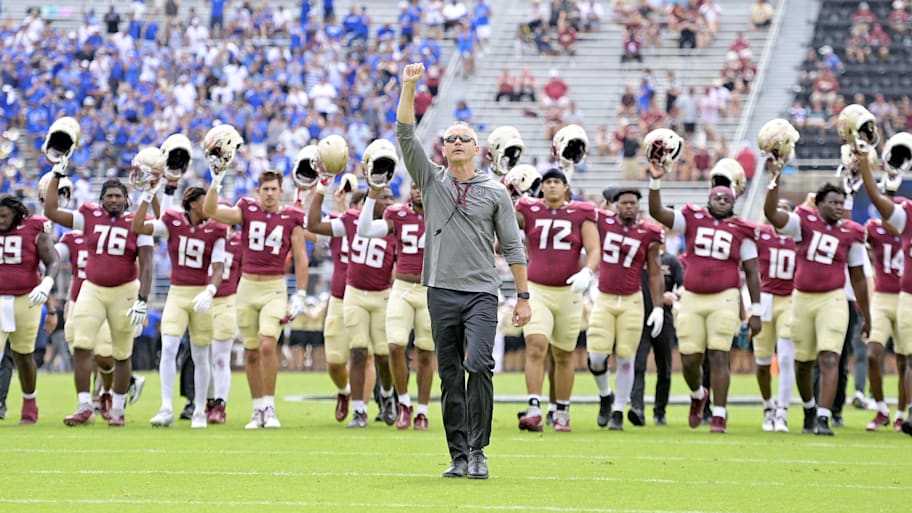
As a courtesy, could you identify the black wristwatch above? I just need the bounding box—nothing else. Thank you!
[517,291,530,300]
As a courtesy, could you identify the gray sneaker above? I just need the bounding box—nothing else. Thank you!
[378,395,397,426]
[596,393,614,427]
[128,375,146,405]
[347,410,368,428]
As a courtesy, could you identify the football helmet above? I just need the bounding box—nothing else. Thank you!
[37,173,73,207]
[709,158,747,197]
[486,125,525,176]
[551,124,588,178]
[317,134,350,176]
[502,164,542,199]
[292,145,321,190]
[129,147,166,190]
[882,131,912,177]
[339,172,358,193]
[362,138,399,189]
[837,104,880,153]
[42,116,81,165]
[203,124,243,174]
[757,118,800,167]
[836,143,877,194]
[160,133,193,181]
[643,128,684,174]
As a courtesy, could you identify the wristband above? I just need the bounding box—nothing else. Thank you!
[649,178,661,190]
[137,295,148,303]
[751,303,762,317]
[296,289,307,297]
[140,191,155,204]
[206,284,218,296]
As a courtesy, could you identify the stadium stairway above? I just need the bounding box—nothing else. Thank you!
[421,0,776,209]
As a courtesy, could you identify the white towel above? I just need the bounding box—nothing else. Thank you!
[760,292,774,323]
[0,295,15,333]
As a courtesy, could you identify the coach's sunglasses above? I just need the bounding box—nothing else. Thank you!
[443,134,475,144]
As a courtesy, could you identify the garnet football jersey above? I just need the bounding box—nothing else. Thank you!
[58,231,88,301]
[385,203,425,276]
[866,218,903,294]
[515,198,597,286]
[595,210,663,295]
[157,210,228,286]
[676,204,757,294]
[75,203,152,287]
[341,209,396,291]
[0,215,50,295]
[237,197,306,276]
[756,224,796,296]
[216,231,243,297]
[789,206,865,293]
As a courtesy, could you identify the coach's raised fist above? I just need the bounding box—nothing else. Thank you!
[402,63,425,84]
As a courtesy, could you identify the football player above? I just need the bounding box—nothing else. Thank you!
[0,194,59,424]
[514,168,599,432]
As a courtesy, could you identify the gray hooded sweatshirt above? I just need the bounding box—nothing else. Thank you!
[396,122,526,296]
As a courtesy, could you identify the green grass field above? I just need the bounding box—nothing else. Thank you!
[1,372,907,513]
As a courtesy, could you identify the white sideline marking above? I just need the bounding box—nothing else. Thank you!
[17,469,906,491]
[0,498,742,513]
[3,447,902,466]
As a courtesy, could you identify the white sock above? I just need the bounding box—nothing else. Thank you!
[191,343,211,414]
[547,402,557,413]
[252,397,265,410]
[112,393,127,412]
[526,394,542,416]
[691,388,705,400]
[22,391,36,400]
[776,338,795,409]
[817,407,831,419]
[613,357,635,411]
[762,399,775,410]
[380,387,393,398]
[77,392,92,406]
[803,399,816,409]
[877,401,889,415]
[398,393,411,407]
[339,385,351,396]
[263,395,275,408]
[210,339,233,402]
[775,407,788,419]
[353,400,367,413]
[159,334,181,411]
[416,403,428,416]
[589,352,612,397]
[712,406,727,418]
[896,411,905,421]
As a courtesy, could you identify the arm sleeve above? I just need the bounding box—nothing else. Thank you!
[495,189,527,266]
[330,218,346,238]
[739,238,758,261]
[672,210,686,233]
[887,203,907,232]
[137,234,154,247]
[848,241,867,267]
[151,220,169,238]
[72,211,85,232]
[162,193,175,213]
[54,242,69,261]
[357,198,391,238]
[396,122,434,190]
[777,212,801,240]
[210,238,226,263]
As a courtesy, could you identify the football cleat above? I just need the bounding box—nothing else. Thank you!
[688,388,709,429]
[42,116,81,165]
[191,410,207,429]
[552,411,571,432]
[597,393,614,428]
[262,406,281,429]
[710,416,727,433]
[761,408,775,432]
[866,411,890,431]
[608,410,624,431]
[179,401,194,420]
[346,410,368,428]
[377,395,397,426]
[895,418,905,432]
[64,407,95,426]
[627,408,646,427]
[363,138,399,189]
[486,125,525,176]
[203,123,243,173]
[335,393,350,422]
[108,409,126,427]
[245,408,264,430]
[802,406,817,434]
[19,397,38,425]
[814,416,834,436]
[149,408,174,428]
[518,412,543,432]
[98,392,112,421]
[128,375,145,405]
[396,404,413,430]
[773,414,790,433]
[317,134,350,176]
[207,400,226,425]
[901,418,912,436]
[413,412,429,431]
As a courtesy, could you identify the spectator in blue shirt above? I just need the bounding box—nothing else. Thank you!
[454,99,473,123]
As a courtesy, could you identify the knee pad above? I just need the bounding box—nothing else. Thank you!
[588,353,609,374]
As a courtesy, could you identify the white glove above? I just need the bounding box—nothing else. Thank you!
[565,268,594,294]
[140,179,163,204]
[646,307,664,338]
[210,166,227,191]
[192,284,217,313]
[289,290,307,319]
[314,175,332,196]
[28,277,54,306]
[52,156,69,177]
[127,299,147,327]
